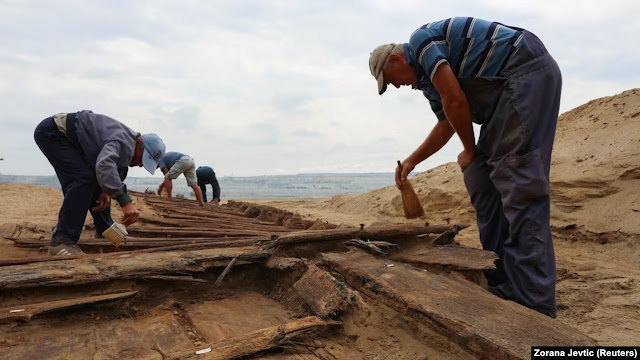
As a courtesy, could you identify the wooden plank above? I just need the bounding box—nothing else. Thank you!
[0,291,137,323]
[135,221,292,232]
[133,238,267,253]
[0,312,192,360]
[398,245,498,271]
[0,256,83,267]
[265,257,307,271]
[143,200,248,218]
[0,246,268,289]
[293,265,353,317]
[141,275,208,283]
[137,214,289,229]
[263,224,468,249]
[127,228,276,237]
[148,316,341,360]
[323,251,597,360]
[12,237,265,249]
[0,238,270,267]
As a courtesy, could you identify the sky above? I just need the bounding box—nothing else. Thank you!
[0,0,638,178]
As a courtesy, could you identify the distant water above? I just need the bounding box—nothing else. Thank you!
[0,173,396,200]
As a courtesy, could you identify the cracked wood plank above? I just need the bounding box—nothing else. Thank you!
[0,291,137,323]
[323,251,597,360]
[263,224,469,249]
[148,316,340,360]
[0,246,268,289]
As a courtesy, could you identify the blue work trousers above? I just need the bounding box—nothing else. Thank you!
[199,183,220,202]
[461,35,562,316]
[34,118,113,246]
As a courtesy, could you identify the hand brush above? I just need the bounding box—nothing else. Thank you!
[397,160,425,219]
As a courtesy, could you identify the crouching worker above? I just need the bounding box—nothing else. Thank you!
[157,152,205,206]
[34,110,166,256]
[196,166,221,204]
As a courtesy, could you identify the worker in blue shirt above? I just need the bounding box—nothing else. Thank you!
[34,110,166,256]
[157,152,205,206]
[370,17,561,318]
[196,166,221,204]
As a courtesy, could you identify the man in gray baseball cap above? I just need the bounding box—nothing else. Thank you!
[34,110,166,256]
[370,17,562,318]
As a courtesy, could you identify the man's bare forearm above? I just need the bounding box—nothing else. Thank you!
[443,98,476,153]
[406,120,455,165]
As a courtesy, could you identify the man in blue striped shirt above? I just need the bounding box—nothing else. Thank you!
[370,17,562,318]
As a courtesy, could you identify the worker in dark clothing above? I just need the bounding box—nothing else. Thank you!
[370,17,561,318]
[196,166,221,204]
[34,110,166,256]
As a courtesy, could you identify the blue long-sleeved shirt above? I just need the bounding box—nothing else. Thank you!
[74,110,138,205]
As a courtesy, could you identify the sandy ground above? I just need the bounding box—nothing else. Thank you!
[1,89,639,347]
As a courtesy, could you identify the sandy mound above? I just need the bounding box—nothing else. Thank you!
[253,163,472,228]
[550,88,640,237]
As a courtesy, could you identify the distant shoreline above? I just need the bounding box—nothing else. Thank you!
[0,173,398,200]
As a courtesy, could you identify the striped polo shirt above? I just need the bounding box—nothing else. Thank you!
[407,17,524,120]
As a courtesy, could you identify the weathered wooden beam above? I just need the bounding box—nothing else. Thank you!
[148,316,341,360]
[138,213,286,227]
[134,238,267,253]
[134,218,291,232]
[144,200,246,217]
[0,256,84,267]
[431,224,461,245]
[1,238,269,267]
[212,257,237,288]
[0,291,137,324]
[323,251,597,360]
[12,237,265,249]
[293,265,353,318]
[264,257,307,271]
[141,275,208,283]
[263,224,468,249]
[397,245,498,271]
[0,246,268,289]
[127,228,276,238]
[345,239,399,256]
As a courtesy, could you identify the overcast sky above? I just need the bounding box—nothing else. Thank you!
[1,0,638,178]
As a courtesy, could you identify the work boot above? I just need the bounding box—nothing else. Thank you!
[48,243,85,256]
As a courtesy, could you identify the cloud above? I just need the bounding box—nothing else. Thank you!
[292,129,322,137]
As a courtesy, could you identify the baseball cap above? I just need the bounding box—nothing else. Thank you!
[369,43,396,95]
[140,133,166,175]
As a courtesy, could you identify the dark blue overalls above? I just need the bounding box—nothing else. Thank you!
[34,116,114,246]
[196,166,220,203]
[460,31,562,317]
